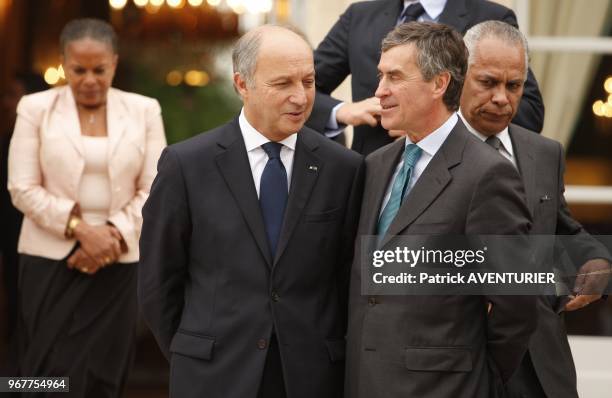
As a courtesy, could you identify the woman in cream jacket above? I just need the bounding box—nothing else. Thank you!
[8,19,166,397]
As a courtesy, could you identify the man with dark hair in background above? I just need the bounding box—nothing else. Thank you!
[307,0,545,155]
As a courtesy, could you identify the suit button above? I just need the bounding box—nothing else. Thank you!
[257,339,267,350]
[368,297,377,306]
[271,291,280,302]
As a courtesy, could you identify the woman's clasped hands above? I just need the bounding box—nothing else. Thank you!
[67,221,125,275]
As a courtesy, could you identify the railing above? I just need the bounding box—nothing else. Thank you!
[565,185,612,205]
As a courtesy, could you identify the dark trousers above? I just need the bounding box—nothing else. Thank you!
[506,352,547,398]
[257,335,287,398]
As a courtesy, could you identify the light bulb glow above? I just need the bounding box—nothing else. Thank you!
[167,0,183,8]
[184,70,210,86]
[109,0,128,9]
[604,77,612,94]
[134,0,148,7]
[593,100,605,117]
[44,68,60,85]
[166,70,183,86]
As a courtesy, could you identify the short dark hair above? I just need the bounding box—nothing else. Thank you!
[60,18,118,55]
[381,21,468,111]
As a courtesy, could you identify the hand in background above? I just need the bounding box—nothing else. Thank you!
[564,258,611,311]
[336,97,382,127]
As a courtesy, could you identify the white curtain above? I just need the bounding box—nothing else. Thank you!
[528,0,611,147]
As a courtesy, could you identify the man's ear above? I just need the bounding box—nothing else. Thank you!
[432,71,451,100]
[233,72,249,97]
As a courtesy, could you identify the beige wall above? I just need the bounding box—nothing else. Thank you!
[301,0,356,106]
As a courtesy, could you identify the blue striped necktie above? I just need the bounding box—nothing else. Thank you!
[377,143,423,239]
[259,142,288,256]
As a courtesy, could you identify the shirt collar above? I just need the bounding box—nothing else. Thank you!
[458,110,513,157]
[238,108,297,152]
[404,0,447,20]
[407,112,458,157]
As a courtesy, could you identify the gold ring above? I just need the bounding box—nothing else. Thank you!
[104,257,111,264]
[82,267,89,273]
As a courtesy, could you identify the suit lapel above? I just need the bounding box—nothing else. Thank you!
[380,124,466,248]
[106,89,128,159]
[274,130,321,265]
[370,0,404,56]
[364,139,405,236]
[438,0,469,33]
[215,120,273,267]
[55,87,84,156]
[509,125,537,215]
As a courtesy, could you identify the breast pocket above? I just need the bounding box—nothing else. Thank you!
[534,195,557,227]
[303,207,342,223]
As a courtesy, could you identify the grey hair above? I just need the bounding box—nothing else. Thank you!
[232,24,311,88]
[60,18,118,55]
[381,21,468,111]
[464,21,529,81]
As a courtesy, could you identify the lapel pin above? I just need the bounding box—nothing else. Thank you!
[540,195,551,202]
[308,165,318,172]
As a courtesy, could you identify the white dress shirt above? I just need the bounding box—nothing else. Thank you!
[379,113,458,217]
[458,111,517,168]
[238,109,297,198]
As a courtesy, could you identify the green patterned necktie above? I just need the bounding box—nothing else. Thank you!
[377,143,423,240]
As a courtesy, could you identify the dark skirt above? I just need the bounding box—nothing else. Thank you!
[15,253,137,398]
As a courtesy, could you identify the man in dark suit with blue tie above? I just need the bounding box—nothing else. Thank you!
[138,25,364,398]
[307,0,545,155]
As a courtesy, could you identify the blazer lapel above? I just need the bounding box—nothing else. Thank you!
[438,0,469,33]
[509,125,537,215]
[364,139,405,236]
[370,0,404,56]
[274,130,321,265]
[55,87,84,157]
[215,120,273,267]
[379,124,466,248]
[106,89,128,159]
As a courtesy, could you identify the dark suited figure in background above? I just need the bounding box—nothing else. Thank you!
[346,22,537,398]
[1,72,48,344]
[460,21,611,398]
[307,0,545,155]
[139,25,364,398]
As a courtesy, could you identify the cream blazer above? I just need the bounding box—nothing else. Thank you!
[8,86,167,263]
